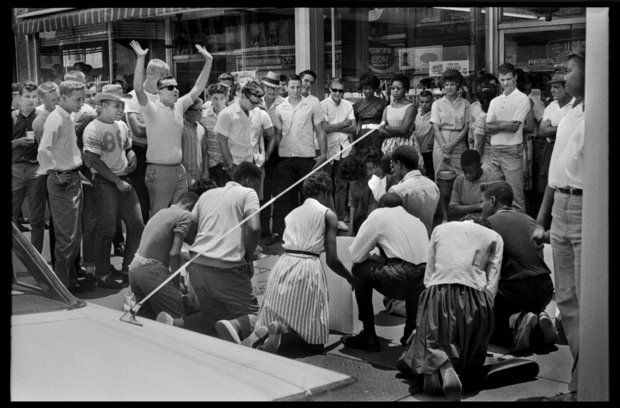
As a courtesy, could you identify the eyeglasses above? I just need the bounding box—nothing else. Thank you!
[330,88,345,93]
[159,85,178,91]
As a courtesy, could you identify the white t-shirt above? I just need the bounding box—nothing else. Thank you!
[547,101,584,189]
[320,97,355,160]
[486,88,530,146]
[82,119,132,175]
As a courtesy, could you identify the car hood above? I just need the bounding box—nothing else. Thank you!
[11,302,352,401]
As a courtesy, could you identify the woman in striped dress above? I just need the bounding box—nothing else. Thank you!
[254,171,353,353]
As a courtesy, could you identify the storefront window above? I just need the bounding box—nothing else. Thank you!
[500,7,585,23]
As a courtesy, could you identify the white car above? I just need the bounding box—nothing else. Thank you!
[10,222,352,401]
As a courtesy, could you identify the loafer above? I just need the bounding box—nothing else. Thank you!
[511,312,538,352]
[342,331,380,352]
[95,275,122,289]
[215,319,242,344]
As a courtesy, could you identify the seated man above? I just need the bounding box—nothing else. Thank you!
[481,180,557,351]
[129,192,199,322]
[448,149,499,220]
[344,193,429,351]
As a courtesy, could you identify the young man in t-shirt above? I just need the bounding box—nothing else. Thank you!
[82,89,144,288]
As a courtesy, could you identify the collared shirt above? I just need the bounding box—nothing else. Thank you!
[141,93,194,164]
[276,95,323,158]
[413,108,434,153]
[430,95,470,131]
[548,101,584,189]
[214,101,273,166]
[425,221,503,299]
[261,95,285,130]
[190,181,260,267]
[486,88,530,146]
[82,119,132,175]
[320,96,355,160]
[388,170,440,237]
[349,206,429,265]
[37,105,83,174]
[200,105,224,168]
[181,120,206,182]
[542,97,576,127]
[12,108,38,163]
[449,169,500,208]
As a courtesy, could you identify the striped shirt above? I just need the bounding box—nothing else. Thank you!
[200,105,224,168]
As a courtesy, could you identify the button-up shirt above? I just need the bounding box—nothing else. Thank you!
[425,221,503,300]
[12,108,38,163]
[181,120,206,182]
[200,105,224,168]
[548,101,584,189]
[37,105,83,174]
[320,96,355,160]
[349,206,429,265]
[388,170,440,237]
[542,98,575,127]
[486,88,530,146]
[275,95,323,158]
[413,108,433,153]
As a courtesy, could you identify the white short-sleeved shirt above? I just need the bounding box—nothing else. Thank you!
[37,105,83,174]
[82,119,132,175]
[542,98,576,127]
[547,101,585,189]
[141,93,193,164]
[486,88,531,146]
[214,101,273,166]
[125,89,158,115]
[276,95,323,158]
[320,97,355,160]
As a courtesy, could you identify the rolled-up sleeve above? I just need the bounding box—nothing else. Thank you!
[348,214,378,263]
[484,234,504,300]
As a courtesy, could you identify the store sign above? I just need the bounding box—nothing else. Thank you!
[231,70,258,81]
[527,58,555,71]
[368,47,395,74]
[429,60,469,77]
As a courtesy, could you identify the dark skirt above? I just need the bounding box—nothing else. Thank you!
[399,284,494,385]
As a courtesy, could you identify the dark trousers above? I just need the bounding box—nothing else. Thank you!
[491,274,554,346]
[128,145,150,224]
[352,257,426,343]
[422,151,435,181]
[273,157,315,236]
[260,153,279,236]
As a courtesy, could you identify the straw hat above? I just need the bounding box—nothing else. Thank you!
[261,71,280,88]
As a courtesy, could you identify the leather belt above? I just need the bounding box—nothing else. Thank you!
[284,249,320,257]
[556,187,583,196]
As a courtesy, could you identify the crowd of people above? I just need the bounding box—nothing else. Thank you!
[12,38,586,401]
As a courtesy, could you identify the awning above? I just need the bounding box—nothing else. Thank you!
[15,8,206,35]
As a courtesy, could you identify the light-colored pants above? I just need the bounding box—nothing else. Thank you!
[489,145,526,212]
[550,191,582,392]
[12,162,47,252]
[145,163,188,218]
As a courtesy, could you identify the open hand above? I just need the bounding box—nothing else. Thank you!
[130,40,149,57]
[195,44,213,61]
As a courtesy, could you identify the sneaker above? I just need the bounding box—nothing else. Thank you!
[511,312,538,352]
[342,331,380,352]
[264,233,282,247]
[241,326,269,348]
[95,274,122,289]
[261,321,286,354]
[215,319,242,344]
[337,221,349,232]
[538,311,559,345]
[441,365,462,401]
[156,311,174,326]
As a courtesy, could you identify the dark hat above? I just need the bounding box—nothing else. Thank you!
[261,71,280,88]
[548,71,567,85]
[566,44,585,61]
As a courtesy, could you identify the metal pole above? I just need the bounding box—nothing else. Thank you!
[107,22,113,82]
[25,35,31,82]
[331,8,336,79]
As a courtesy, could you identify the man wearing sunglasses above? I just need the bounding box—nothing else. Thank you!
[215,79,276,202]
[320,78,357,230]
[130,40,213,218]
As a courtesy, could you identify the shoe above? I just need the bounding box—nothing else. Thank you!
[264,233,282,247]
[441,365,462,401]
[342,331,380,352]
[95,275,122,289]
[261,321,286,354]
[423,372,443,395]
[215,319,242,344]
[156,311,174,326]
[113,243,125,257]
[538,311,559,345]
[511,312,538,352]
[241,326,269,348]
[337,221,349,232]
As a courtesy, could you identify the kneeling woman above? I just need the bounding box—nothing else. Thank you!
[397,218,503,400]
[254,172,354,353]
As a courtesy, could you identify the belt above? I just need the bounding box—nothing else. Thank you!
[284,249,320,257]
[51,168,80,175]
[147,162,181,167]
[556,187,583,196]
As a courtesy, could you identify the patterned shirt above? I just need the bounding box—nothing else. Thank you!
[200,105,224,168]
[181,120,206,183]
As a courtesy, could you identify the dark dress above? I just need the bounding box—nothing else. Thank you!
[353,96,388,156]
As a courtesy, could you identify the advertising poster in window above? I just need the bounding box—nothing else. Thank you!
[398,47,415,71]
[368,45,396,75]
[429,60,469,77]
[412,46,443,73]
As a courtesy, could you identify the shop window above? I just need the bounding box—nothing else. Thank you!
[501,7,585,23]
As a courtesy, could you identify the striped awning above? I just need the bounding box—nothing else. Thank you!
[15,8,204,35]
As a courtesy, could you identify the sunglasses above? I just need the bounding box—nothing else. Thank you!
[159,85,178,91]
[330,88,345,93]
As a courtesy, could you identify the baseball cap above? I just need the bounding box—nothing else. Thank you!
[548,72,567,85]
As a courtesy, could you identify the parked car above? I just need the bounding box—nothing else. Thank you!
[10,222,352,401]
